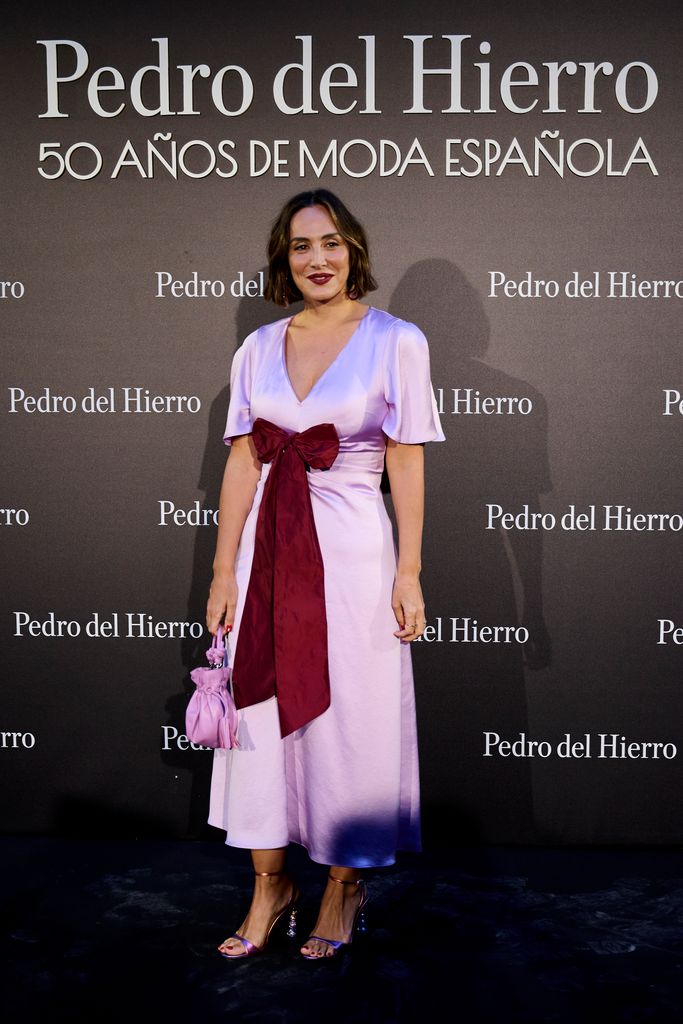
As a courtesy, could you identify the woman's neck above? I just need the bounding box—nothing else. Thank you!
[297,296,362,328]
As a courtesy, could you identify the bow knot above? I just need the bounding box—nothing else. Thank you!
[252,418,339,471]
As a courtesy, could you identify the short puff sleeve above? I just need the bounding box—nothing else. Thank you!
[382,321,446,443]
[223,330,257,445]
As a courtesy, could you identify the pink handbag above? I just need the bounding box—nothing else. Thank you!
[186,625,240,749]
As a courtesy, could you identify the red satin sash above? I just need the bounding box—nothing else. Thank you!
[230,416,340,737]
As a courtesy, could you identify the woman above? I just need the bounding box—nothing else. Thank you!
[205,188,445,959]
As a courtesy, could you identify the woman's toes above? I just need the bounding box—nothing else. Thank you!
[219,937,244,956]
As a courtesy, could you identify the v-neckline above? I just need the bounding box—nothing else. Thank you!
[281,305,373,405]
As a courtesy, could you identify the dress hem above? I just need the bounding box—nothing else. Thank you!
[216,828,422,869]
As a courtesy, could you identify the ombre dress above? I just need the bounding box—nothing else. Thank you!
[208,305,445,867]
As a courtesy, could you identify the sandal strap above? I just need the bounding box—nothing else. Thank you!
[305,933,343,950]
[223,932,260,955]
[328,873,365,885]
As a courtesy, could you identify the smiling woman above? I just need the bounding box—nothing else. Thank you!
[265,189,377,308]
[205,187,445,961]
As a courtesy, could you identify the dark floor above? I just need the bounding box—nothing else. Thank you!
[1,837,682,1023]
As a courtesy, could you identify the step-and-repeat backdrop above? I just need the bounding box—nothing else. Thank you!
[2,0,681,844]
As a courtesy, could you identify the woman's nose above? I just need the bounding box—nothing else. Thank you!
[309,247,328,267]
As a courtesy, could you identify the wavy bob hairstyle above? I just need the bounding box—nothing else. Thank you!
[264,189,378,307]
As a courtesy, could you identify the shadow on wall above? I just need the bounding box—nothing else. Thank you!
[162,281,298,839]
[389,259,554,844]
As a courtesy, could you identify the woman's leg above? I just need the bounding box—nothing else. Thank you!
[299,864,365,959]
[218,846,296,956]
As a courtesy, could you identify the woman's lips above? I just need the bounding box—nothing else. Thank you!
[308,274,333,284]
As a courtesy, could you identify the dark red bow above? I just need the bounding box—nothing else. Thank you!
[230,417,340,737]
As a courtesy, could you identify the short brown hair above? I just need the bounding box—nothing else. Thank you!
[264,189,378,307]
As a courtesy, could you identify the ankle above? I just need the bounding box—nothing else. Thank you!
[254,870,289,882]
[252,871,294,899]
[327,874,365,901]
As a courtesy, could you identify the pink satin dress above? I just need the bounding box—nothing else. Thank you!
[208,305,446,867]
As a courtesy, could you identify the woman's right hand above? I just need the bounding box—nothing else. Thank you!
[206,570,238,635]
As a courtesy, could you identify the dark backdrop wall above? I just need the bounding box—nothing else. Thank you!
[1,0,681,844]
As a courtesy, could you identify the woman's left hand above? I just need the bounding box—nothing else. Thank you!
[392,574,427,642]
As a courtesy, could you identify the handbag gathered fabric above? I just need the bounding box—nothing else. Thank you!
[186,625,239,749]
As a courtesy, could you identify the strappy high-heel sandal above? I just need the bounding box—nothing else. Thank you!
[218,869,300,959]
[300,873,369,959]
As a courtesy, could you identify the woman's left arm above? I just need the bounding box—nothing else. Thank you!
[385,438,427,642]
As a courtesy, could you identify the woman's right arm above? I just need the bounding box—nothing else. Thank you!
[206,433,262,634]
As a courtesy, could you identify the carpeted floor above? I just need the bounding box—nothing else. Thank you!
[1,838,682,1023]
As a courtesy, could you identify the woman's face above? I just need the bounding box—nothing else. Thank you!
[287,204,351,306]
